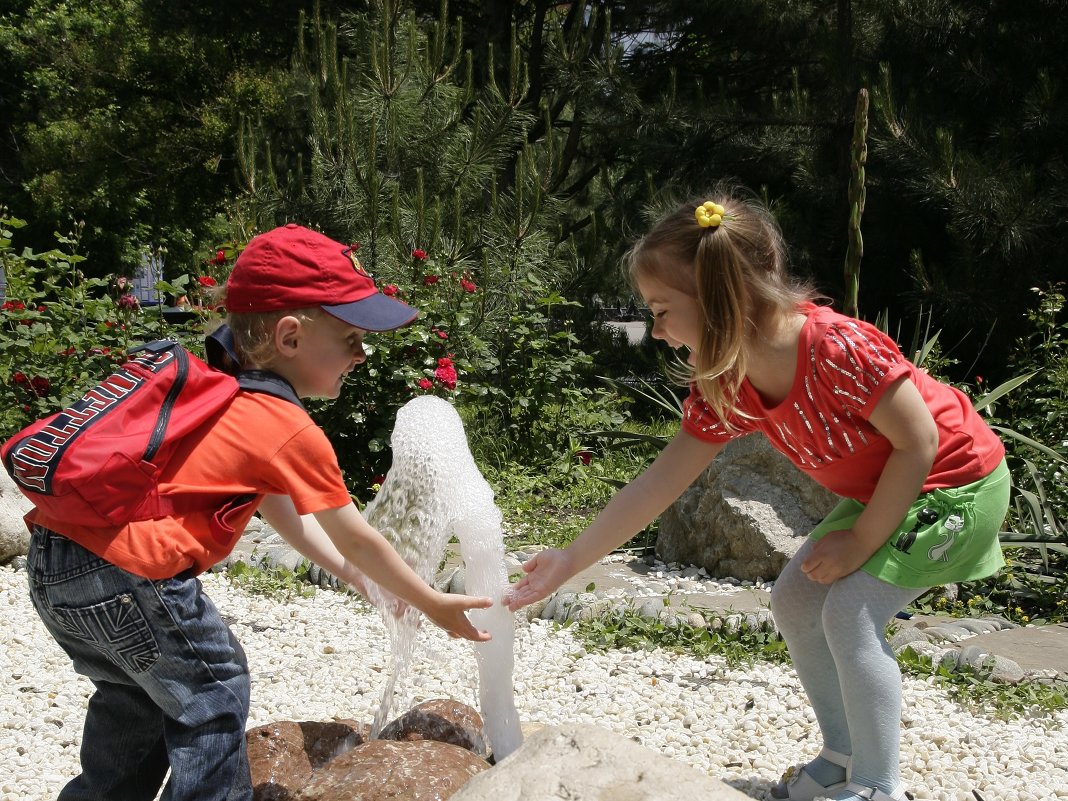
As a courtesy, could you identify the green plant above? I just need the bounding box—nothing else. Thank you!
[843,88,869,320]
[570,605,790,668]
[896,646,1068,720]
[0,213,192,438]
[576,603,1066,720]
[224,560,317,601]
[310,247,485,490]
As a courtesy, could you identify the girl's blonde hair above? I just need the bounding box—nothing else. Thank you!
[624,186,818,425]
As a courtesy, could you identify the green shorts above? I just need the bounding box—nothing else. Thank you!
[809,459,1011,589]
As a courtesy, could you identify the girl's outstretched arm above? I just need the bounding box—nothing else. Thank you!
[801,375,938,584]
[508,431,723,610]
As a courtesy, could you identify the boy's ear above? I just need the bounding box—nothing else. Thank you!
[274,315,303,356]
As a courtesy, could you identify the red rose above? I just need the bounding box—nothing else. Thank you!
[117,294,140,311]
[434,364,457,390]
[215,250,226,264]
[12,371,27,384]
[417,377,434,390]
[432,328,448,340]
[198,275,218,288]
[350,242,361,252]
[31,376,50,396]
[577,450,593,466]
[382,284,399,296]
[460,278,477,293]
[412,249,428,261]
[437,356,453,368]
[423,274,440,285]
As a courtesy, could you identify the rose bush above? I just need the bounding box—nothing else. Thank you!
[308,248,486,490]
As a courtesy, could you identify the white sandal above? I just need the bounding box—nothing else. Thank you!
[816,781,909,801]
[770,747,851,800]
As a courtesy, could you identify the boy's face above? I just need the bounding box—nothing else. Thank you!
[287,313,367,399]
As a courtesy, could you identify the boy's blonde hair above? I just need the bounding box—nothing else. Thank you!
[624,186,817,425]
[212,286,321,370]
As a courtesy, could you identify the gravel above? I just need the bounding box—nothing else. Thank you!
[2,564,1065,801]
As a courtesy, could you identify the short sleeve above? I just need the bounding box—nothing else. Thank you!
[263,424,352,514]
[680,386,745,444]
[813,318,911,420]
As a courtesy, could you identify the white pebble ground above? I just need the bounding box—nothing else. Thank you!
[2,565,1065,801]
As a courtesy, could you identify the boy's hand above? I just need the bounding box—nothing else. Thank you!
[507,548,571,611]
[426,593,493,642]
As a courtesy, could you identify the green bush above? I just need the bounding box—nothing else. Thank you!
[0,214,180,437]
[309,247,484,491]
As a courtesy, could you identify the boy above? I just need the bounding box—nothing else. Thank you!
[23,224,492,801]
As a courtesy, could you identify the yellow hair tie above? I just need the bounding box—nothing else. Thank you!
[695,200,726,228]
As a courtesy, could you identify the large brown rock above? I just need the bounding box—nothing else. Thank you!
[247,720,368,800]
[657,434,840,581]
[295,739,490,801]
[379,699,489,758]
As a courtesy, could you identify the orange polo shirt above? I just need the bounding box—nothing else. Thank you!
[28,391,353,579]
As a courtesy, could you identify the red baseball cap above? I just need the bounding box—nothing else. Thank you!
[226,224,418,331]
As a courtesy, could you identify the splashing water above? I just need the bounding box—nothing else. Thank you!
[360,395,522,760]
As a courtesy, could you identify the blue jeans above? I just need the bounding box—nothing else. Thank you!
[26,527,252,801]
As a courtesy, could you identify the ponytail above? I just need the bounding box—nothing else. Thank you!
[625,185,817,426]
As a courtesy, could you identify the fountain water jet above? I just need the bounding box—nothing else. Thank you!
[360,395,522,760]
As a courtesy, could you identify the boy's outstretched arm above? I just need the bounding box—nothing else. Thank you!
[259,495,492,641]
[508,432,722,611]
[258,494,374,600]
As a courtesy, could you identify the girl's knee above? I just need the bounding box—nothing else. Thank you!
[770,566,823,631]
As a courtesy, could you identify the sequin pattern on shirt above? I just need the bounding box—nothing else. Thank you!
[682,313,905,472]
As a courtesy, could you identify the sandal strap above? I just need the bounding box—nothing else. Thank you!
[817,747,852,770]
[840,781,908,801]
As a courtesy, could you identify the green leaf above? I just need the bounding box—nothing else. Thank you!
[990,425,1067,463]
[974,370,1040,412]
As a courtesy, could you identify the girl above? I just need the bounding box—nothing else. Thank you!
[507,189,1009,801]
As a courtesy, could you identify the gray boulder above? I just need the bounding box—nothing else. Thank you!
[0,468,33,564]
[451,723,753,801]
[657,434,840,581]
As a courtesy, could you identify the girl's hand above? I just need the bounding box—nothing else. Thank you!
[507,548,572,610]
[425,592,493,642]
[800,529,871,584]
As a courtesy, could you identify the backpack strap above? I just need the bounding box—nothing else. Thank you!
[206,324,304,410]
[237,370,304,410]
[205,325,240,372]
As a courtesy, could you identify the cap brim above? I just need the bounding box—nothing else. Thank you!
[321,293,419,332]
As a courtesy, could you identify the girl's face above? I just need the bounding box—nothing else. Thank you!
[290,313,367,398]
[636,272,702,366]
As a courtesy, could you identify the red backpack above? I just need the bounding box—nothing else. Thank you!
[2,338,300,528]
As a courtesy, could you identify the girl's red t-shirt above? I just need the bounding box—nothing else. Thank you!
[28,391,353,579]
[681,304,1004,503]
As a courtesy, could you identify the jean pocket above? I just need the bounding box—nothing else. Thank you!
[52,593,161,673]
